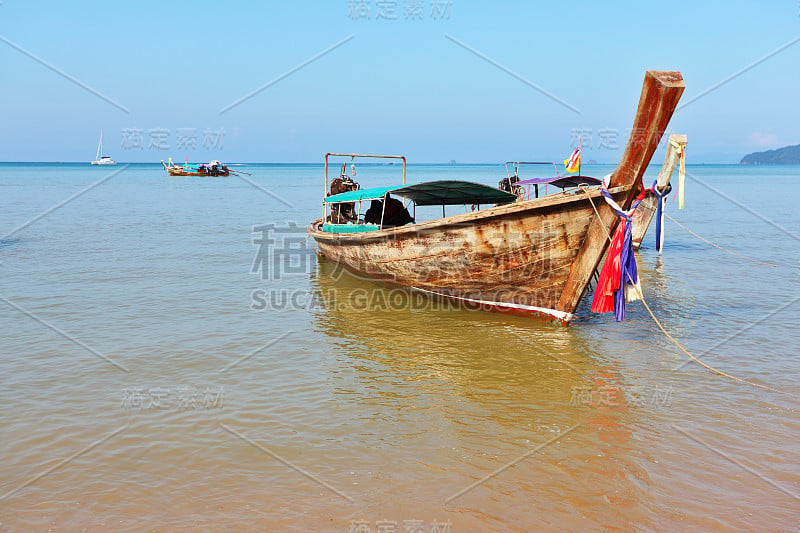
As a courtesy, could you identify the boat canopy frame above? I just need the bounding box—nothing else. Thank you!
[324,180,518,206]
[505,161,601,198]
[506,161,561,181]
[324,152,406,189]
[505,161,561,199]
[322,180,519,232]
[321,153,519,232]
[322,153,407,224]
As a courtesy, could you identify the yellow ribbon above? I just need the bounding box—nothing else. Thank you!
[669,138,687,210]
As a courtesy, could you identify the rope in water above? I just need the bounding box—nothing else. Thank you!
[665,213,779,268]
[579,185,791,396]
[633,288,789,395]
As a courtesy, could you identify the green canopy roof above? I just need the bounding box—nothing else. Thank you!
[394,180,517,205]
[324,185,399,203]
[324,180,517,206]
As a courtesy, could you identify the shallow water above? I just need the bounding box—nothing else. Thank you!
[1,162,798,531]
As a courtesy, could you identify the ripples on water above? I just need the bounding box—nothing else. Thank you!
[1,163,798,530]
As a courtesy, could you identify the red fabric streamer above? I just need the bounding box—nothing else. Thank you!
[591,218,625,314]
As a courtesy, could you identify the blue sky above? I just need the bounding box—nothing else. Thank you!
[1,1,798,163]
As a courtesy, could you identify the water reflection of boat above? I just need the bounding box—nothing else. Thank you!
[311,256,617,418]
[309,256,651,525]
[308,71,685,323]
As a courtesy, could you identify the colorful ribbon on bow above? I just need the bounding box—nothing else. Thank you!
[591,187,646,322]
[671,139,686,210]
[650,178,672,254]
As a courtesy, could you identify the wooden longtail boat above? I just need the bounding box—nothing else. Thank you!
[162,158,230,177]
[307,70,685,323]
[631,133,688,249]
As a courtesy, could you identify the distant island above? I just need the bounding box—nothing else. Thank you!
[740,144,800,164]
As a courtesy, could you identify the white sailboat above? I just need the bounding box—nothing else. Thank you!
[90,131,116,165]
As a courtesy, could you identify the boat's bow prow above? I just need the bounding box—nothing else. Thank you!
[607,70,685,191]
[557,70,684,315]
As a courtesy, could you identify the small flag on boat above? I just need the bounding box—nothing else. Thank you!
[564,147,581,173]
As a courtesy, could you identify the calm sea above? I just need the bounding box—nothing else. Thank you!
[1,162,798,531]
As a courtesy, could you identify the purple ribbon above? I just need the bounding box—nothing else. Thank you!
[601,188,645,322]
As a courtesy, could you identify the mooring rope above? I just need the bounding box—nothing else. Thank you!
[633,279,790,396]
[579,185,607,233]
[665,213,779,268]
[579,185,791,396]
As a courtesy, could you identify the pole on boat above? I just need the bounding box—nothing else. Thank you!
[380,193,388,228]
[324,153,330,224]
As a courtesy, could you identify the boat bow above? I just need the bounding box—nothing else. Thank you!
[556,70,684,315]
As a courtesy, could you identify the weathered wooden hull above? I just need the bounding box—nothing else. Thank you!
[310,186,633,323]
[309,71,685,323]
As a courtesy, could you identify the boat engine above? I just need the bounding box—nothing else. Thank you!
[329,175,359,196]
[328,174,360,223]
[499,174,523,198]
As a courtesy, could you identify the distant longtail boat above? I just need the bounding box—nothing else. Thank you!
[162,158,230,176]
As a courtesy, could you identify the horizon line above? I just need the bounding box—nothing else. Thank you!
[0,160,757,166]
